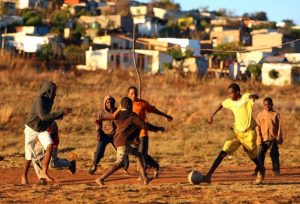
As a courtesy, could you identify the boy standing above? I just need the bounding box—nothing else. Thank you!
[127,86,173,178]
[254,97,283,176]
[22,81,72,184]
[203,83,265,184]
[88,95,128,175]
[95,97,149,186]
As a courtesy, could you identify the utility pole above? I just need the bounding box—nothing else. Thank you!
[1,27,7,55]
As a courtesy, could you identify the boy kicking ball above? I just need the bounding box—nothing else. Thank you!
[203,83,265,185]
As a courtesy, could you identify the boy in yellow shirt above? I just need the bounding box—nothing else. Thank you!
[203,83,265,184]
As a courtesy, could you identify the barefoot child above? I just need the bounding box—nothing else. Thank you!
[22,81,72,184]
[254,97,283,176]
[95,97,149,186]
[203,83,265,184]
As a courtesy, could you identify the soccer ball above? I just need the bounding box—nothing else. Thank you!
[188,170,203,185]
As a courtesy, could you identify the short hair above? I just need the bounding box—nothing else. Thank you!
[228,83,240,93]
[128,86,138,94]
[121,97,133,110]
[263,97,273,105]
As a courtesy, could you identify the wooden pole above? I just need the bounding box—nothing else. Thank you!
[132,23,142,98]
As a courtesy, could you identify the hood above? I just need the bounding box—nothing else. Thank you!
[40,81,57,99]
[103,95,115,112]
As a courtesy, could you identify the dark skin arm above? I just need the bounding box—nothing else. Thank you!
[208,103,223,124]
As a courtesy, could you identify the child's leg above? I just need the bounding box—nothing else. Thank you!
[140,136,159,178]
[203,151,227,183]
[203,135,240,183]
[254,142,269,174]
[129,146,148,185]
[22,125,37,184]
[89,137,109,174]
[22,160,31,185]
[270,141,280,174]
[37,131,54,182]
[95,146,126,186]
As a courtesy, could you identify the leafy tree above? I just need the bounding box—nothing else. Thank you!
[247,63,262,81]
[211,42,241,61]
[216,8,235,17]
[23,10,42,26]
[50,9,70,34]
[167,47,193,76]
[243,11,268,21]
[151,0,180,11]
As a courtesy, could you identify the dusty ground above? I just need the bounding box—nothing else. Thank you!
[1,67,300,203]
[0,164,300,203]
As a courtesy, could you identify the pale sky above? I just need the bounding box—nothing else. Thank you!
[138,0,300,24]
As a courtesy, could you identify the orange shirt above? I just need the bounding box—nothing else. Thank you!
[133,98,160,137]
[256,109,282,145]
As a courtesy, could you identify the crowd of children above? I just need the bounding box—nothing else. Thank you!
[21,82,282,186]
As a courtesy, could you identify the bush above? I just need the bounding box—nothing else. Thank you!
[247,63,262,80]
[269,69,279,79]
[23,10,42,26]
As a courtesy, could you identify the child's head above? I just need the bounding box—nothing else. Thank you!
[121,97,133,112]
[128,86,138,101]
[227,83,240,100]
[104,96,115,111]
[263,97,273,111]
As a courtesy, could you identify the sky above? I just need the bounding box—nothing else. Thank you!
[137,0,300,24]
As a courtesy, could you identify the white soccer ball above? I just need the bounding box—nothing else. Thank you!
[188,170,203,185]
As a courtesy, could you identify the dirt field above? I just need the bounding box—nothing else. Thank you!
[0,164,300,203]
[1,64,300,203]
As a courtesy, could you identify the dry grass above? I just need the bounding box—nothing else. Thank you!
[0,60,300,203]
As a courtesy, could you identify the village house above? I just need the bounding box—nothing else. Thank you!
[85,47,173,74]
[251,29,283,52]
[261,55,300,86]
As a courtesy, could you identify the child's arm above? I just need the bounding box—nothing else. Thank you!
[276,114,283,144]
[146,122,165,132]
[208,103,223,124]
[256,116,263,145]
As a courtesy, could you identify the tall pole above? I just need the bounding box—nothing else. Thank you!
[132,23,142,98]
[1,27,7,55]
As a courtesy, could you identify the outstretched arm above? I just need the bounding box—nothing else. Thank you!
[208,104,223,124]
[146,102,173,121]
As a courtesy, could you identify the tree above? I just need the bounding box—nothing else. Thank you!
[167,47,193,76]
[211,42,241,61]
[216,8,235,17]
[50,9,70,35]
[247,63,262,81]
[23,10,42,26]
[243,11,268,21]
[151,0,181,11]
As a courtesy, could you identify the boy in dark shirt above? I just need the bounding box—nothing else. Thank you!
[95,97,149,186]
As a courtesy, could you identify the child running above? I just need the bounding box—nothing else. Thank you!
[203,83,265,184]
[95,97,149,186]
[253,97,283,176]
[22,81,72,184]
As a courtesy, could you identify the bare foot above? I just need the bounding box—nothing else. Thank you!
[39,172,54,182]
[21,176,28,185]
[95,178,105,186]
